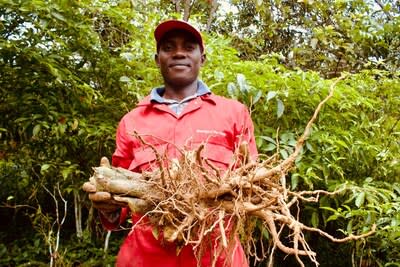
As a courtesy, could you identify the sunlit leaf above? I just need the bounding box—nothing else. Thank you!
[119,76,131,83]
[355,192,365,208]
[40,164,51,174]
[311,212,319,227]
[32,124,41,136]
[266,91,277,101]
[237,73,247,93]
[276,99,284,118]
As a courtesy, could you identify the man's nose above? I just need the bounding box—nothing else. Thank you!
[172,47,186,58]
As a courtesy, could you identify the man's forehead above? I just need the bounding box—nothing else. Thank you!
[159,29,199,44]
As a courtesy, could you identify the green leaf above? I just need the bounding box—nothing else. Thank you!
[310,38,318,49]
[51,12,66,22]
[266,91,277,101]
[61,168,70,179]
[120,52,134,62]
[214,70,224,81]
[346,219,353,234]
[280,149,288,159]
[40,164,51,174]
[71,119,79,130]
[276,99,284,118]
[227,82,237,97]
[291,174,299,190]
[326,214,339,222]
[261,227,269,239]
[32,124,41,136]
[260,136,276,143]
[305,142,315,152]
[252,90,262,104]
[236,73,247,92]
[119,76,131,83]
[355,192,366,208]
[265,143,276,151]
[311,212,319,227]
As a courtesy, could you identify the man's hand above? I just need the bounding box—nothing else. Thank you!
[82,156,151,214]
[82,157,127,213]
[83,181,126,212]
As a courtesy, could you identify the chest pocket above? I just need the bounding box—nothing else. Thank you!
[129,145,164,172]
[198,143,234,170]
[190,130,234,170]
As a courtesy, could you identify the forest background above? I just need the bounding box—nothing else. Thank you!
[0,0,399,266]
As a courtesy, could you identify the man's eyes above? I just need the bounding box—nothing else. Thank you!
[162,44,173,51]
[161,43,197,51]
[185,44,196,50]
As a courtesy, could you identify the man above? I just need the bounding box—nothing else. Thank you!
[88,19,257,267]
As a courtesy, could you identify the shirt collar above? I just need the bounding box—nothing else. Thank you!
[150,80,211,104]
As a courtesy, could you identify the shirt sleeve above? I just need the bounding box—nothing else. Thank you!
[112,117,134,169]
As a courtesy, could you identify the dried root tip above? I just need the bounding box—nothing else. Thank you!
[88,191,112,202]
[100,156,111,167]
[238,141,251,164]
[163,225,185,244]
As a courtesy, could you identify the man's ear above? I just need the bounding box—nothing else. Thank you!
[154,54,160,66]
[201,54,206,66]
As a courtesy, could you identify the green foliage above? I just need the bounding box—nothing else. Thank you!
[0,230,122,266]
[0,0,399,266]
[318,180,400,266]
[214,0,400,76]
[0,234,48,266]
[0,0,160,265]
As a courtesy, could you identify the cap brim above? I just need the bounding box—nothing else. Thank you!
[154,20,204,51]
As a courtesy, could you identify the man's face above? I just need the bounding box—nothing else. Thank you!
[155,30,205,89]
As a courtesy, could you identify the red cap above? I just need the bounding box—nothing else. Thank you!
[154,19,204,52]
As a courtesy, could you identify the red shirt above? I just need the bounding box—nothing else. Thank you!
[108,90,257,267]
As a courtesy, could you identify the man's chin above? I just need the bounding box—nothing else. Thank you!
[164,77,197,88]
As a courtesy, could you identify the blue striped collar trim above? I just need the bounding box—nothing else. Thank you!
[150,80,211,104]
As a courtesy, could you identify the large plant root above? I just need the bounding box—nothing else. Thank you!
[83,76,375,266]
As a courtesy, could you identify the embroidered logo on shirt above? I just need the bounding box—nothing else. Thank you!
[196,129,226,136]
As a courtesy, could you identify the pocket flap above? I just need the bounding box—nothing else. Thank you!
[129,146,161,171]
[199,143,234,169]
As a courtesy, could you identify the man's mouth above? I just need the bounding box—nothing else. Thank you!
[169,63,190,68]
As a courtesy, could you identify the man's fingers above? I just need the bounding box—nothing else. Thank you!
[82,182,97,193]
[89,191,112,202]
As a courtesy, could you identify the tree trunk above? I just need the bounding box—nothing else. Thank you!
[183,0,192,21]
[206,0,219,32]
